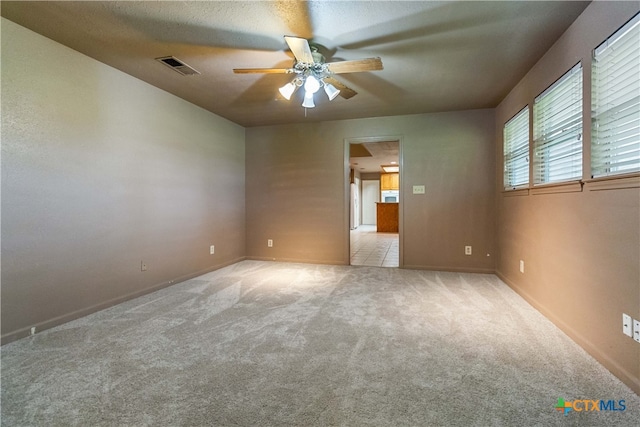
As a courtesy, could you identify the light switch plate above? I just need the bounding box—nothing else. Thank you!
[412,185,425,194]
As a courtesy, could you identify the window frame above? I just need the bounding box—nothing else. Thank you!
[591,12,640,179]
[532,62,584,186]
[503,106,530,190]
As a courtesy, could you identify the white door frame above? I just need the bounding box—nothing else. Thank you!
[344,135,403,267]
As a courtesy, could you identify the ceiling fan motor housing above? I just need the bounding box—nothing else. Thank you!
[310,47,325,64]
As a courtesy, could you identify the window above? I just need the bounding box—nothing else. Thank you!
[503,107,529,189]
[533,63,583,185]
[592,13,640,178]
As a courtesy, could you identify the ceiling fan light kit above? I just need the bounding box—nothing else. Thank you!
[234,36,383,110]
[280,57,337,108]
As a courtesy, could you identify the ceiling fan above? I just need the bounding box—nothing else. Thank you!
[233,36,383,108]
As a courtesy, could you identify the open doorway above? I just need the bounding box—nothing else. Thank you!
[347,137,401,267]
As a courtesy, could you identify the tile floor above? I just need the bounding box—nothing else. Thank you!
[350,224,399,267]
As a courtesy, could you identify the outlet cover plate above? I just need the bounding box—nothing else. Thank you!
[210,245,215,255]
[634,319,640,343]
[519,260,525,274]
[413,185,425,194]
[464,246,472,255]
[623,313,632,337]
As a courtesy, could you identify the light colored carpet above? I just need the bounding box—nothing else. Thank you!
[1,260,638,426]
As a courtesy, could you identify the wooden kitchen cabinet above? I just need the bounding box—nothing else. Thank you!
[376,202,399,232]
[380,173,399,190]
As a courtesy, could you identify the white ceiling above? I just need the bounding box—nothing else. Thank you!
[1,1,590,128]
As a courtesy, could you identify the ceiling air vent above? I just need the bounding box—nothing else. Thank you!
[155,56,200,76]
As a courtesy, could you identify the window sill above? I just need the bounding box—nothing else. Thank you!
[501,188,529,197]
[531,181,583,195]
[584,174,640,191]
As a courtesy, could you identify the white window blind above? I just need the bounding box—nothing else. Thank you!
[592,13,640,178]
[533,63,583,185]
[503,107,529,189]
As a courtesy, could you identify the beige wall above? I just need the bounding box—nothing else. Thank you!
[1,19,246,343]
[495,2,640,393]
[246,109,496,272]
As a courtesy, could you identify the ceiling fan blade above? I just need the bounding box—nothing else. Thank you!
[233,68,292,74]
[284,36,315,63]
[327,58,383,74]
[324,77,358,99]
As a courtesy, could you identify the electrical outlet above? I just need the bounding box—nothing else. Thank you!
[634,319,640,343]
[210,245,215,255]
[267,239,273,248]
[465,246,472,255]
[412,185,425,194]
[141,261,148,272]
[30,327,36,336]
[623,314,632,337]
[519,260,525,273]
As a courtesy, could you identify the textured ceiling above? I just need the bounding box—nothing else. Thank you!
[350,141,399,174]
[1,1,590,128]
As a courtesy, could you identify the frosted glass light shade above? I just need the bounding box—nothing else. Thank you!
[302,92,315,108]
[304,75,320,94]
[323,83,340,101]
[278,82,296,100]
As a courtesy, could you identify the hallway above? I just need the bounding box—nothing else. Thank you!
[350,225,399,267]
